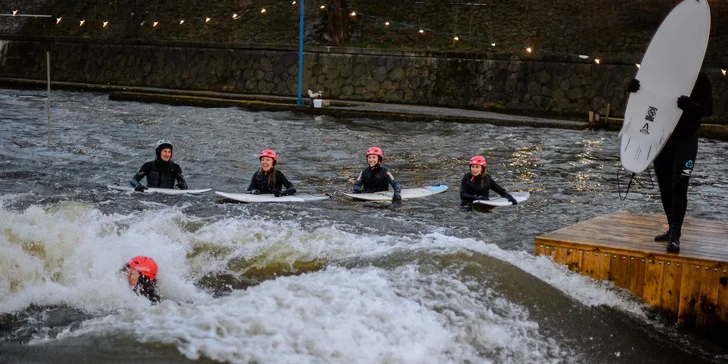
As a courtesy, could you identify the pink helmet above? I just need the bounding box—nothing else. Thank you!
[259,149,278,161]
[469,155,487,167]
[126,256,158,281]
[366,147,383,158]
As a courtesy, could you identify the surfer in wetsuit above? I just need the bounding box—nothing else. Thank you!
[351,146,402,204]
[246,149,296,196]
[627,72,713,253]
[459,155,517,206]
[129,139,188,191]
[122,256,160,304]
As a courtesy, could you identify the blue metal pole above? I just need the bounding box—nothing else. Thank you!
[296,0,304,106]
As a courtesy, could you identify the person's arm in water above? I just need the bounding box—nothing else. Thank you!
[274,171,296,196]
[173,163,188,190]
[488,176,517,205]
[459,174,480,202]
[246,172,259,194]
[385,170,402,204]
[129,162,152,191]
[352,170,365,193]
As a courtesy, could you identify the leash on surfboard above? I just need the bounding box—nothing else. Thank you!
[617,167,655,200]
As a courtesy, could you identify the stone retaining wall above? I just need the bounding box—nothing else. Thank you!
[0,37,725,121]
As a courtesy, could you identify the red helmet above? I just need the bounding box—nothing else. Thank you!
[365,147,383,158]
[259,149,278,161]
[469,155,487,167]
[126,256,158,281]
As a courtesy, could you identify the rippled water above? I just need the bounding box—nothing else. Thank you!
[1,89,727,363]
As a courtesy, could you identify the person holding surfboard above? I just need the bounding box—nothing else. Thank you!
[246,149,297,196]
[121,255,160,304]
[627,72,713,253]
[352,146,402,204]
[459,155,517,206]
[129,139,188,192]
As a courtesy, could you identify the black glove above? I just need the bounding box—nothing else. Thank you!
[506,194,517,205]
[272,189,282,197]
[627,79,640,93]
[352,185,362,194]
[247,189,261,195]
[677,95,696,112]
[474,195,488,201]
[134,183,147,192]
[392,191,402,204]
[176,182,188,190]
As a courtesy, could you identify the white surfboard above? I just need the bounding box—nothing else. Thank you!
[344,185,448,201]
[215,191,331,203]
[107,185,212,195]
[472,191,530,207]
[619,0,711,173]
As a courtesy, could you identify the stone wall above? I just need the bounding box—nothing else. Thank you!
[0,37,726,122]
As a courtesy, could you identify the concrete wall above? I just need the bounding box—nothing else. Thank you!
[0,37,725,121]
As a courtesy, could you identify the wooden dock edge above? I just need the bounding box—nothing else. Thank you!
[534,236,728,334]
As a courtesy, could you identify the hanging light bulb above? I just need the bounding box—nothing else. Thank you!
[635,63,641,69]
[153,21,158,27]
[419,29,424,34]
[384,21,390,26]
[722,69,727,76]
[526,47,532,53]
[12,10,18,16]
[56,17,62,24]
[79,20,85,26]
[594,58,600,64]
[491,42,496,47]
[232,13,239,19]
[453,36,459,41]
[261,8,267,13]
[205,17,211,22]
[103,21,108,28]
[320,5,326,9]
[179,19,185,25]
[292,1,297,4]
[350,11,356,17]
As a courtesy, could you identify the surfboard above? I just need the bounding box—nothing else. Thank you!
[472,191,530,207]
[107,185,212,195]
[215,191,331,203]
[344,185,448,201]
[619,0,711,174]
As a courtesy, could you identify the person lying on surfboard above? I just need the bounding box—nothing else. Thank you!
[129,139,188,192]
[246,149,297,196]
[352,146,402,204]
[459,155,517,206]
[121,255,160,304]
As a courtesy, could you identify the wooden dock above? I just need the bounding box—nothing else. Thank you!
[534,210,728,333]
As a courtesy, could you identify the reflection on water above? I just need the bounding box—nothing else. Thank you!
[0,89,727,363]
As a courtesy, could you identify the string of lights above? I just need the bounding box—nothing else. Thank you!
[1,2,725,75]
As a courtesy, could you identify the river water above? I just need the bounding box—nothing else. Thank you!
[1,89,727,364]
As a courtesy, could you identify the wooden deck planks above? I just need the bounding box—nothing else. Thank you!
[534,210,728,333]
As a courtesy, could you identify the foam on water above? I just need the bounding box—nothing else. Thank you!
[55,266,574,364]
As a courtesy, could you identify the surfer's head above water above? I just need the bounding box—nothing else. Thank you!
[155,139,173,162]
[122,255,160,303]
[365,146,383,167]
[259,149,277,172]
[469,155,487,176]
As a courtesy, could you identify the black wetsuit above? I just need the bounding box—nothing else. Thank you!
[246,169,296,195]
[134,277,160,304]
[130,159,186,189]
[653,72,713,239]
[353,165,401,193]
[460,173,511,205]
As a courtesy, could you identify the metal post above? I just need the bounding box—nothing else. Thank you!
[46,51,51,145]
[296,0,304,106]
